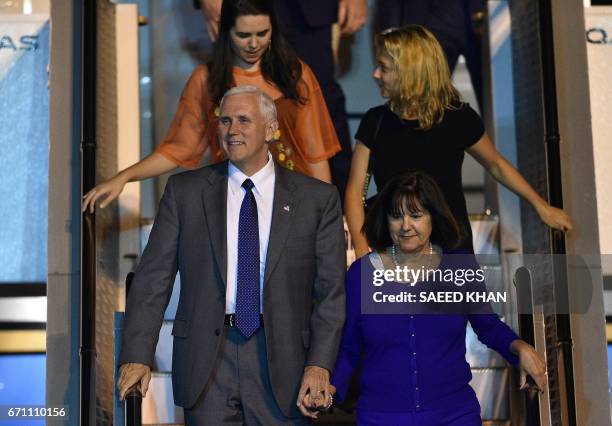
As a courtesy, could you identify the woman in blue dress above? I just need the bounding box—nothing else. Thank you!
[330,171,547,425]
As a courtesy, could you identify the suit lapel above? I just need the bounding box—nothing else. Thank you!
[202,162,228,288]
[264,164,297,285]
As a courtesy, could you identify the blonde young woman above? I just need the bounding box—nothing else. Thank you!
[83,0,340,212]
[345,25,572,255]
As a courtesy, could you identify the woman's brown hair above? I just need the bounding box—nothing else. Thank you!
[208,0,306,105]
[363,171,466,251]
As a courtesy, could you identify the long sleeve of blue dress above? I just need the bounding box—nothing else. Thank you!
[331,260,364,402]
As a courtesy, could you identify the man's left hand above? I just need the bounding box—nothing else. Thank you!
[199,0,222,42]
[338,0,368,35]
[296,366,334,418]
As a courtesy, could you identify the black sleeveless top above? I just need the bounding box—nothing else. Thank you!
[356,103,484,253]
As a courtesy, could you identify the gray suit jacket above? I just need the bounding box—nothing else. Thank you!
[119,160,346,417]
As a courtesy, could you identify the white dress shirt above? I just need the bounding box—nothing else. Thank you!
[226,154,275,314]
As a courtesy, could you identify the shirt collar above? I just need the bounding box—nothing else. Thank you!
[228,152,275,196]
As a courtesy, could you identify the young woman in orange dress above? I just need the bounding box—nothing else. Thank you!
[83,0,340,212]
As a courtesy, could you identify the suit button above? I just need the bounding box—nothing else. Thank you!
[215,329,220,336]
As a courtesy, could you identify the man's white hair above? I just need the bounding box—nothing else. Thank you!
[220,85,277,123]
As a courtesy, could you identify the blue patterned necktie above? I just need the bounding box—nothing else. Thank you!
[235,178,261,338]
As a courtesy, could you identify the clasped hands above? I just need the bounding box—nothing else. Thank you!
[296,365,336,419]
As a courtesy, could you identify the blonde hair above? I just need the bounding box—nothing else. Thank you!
[375,25,461,130]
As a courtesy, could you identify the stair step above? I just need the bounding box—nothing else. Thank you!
[470,367,510,420]
[481,265,508,317]
[466,323,507,368]
[470,214,499,256]
[141,222,180,321]
[164,276,180,320]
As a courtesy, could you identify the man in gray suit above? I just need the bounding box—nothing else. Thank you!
[117,85,346,424]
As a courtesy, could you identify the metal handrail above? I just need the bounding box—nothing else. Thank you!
[514,267,541,426]
[80,0,97,423]
[537,0,576,424]
[125,386,142,426]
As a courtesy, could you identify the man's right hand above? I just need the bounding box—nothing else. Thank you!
[118,363,152,401]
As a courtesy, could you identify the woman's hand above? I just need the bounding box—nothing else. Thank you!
[81,173,128,213]
[511,340,547,392]
[468,135,575,233]
[536,203,574,233]
[81,152,178,213]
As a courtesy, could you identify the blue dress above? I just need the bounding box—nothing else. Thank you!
[331,253,520,425]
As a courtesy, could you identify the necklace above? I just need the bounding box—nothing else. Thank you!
[390,242,434,269]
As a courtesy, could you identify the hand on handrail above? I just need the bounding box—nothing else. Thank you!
[118,363,151,401]
[82,174,128,214]
[511,340,547,394]
[124,382,143,426]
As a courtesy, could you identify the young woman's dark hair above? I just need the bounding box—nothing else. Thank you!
[363,171,466,252]
[207,0,305,104]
